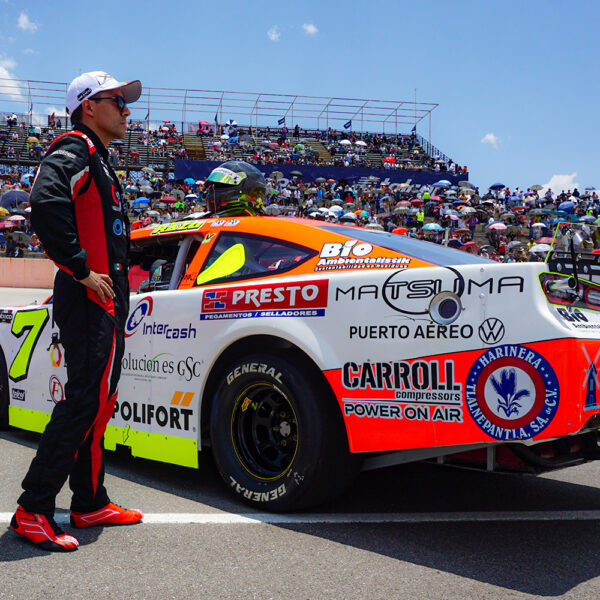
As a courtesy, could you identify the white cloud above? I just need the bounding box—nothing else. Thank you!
[0,55,24,101]
[481,132,499,149]
[302,23,318,36]
[22,48,36,55]
[540,173,579,196]
[267,25,281,42]
[17,13,38,33]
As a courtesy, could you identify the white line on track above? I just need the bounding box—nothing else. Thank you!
[2,511,600,525]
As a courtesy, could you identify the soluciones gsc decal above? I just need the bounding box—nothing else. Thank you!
[121,352,203,382]
[465,344,559,441]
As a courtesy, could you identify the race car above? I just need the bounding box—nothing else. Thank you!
[1,216,600,510]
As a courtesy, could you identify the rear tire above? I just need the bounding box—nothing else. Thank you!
[210,353,359,511]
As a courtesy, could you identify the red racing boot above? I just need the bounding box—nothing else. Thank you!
[11,506,79,552]
[70,502,143,528]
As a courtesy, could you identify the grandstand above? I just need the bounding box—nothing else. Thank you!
[0,77,463,180]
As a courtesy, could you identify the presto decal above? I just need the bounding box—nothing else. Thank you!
[465,344,559,440]
[201,280,328,320]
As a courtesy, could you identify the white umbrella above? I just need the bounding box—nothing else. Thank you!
[365,223,384,230]
[339,139,351,145]
[141,166,155,174]
[146,210,160,217]
[220,134,230,140]
[329,205,344,213]
[355,140,367,147]
[264,204,280,215]
[530,184,543,191]
[532,222,546,228]
[529,243,551,253]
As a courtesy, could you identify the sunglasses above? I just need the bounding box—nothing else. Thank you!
[89,95,127,114]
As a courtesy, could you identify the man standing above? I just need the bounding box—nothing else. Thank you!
[11,71,143,552]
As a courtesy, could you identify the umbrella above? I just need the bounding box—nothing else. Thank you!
[459,207,476,214]
[315,177,326,183]
[410,198,424,205]
[7,215,26,221]
[132,197,149,206]
[289,170,303,177]
[558,201,574,211]
[355,140,367,147]
[140,185,153,193]
[489,222,507,230]
[447,239,463,248]
[462,241,480,252]
[270,171,284,180]
[184,178,195,185]
[185,193,197,200]
[393,206,409,214]
[264,204,281,215]
[141,166,155,174]
[125,186,139,193]
[294,144,305,149]
[458,181,474,189]
[220,134,230,140]
[529,243,551,254]
[146,210,160,217]
[434,180,452,187]
[226,119,237,126]
[430,196,443,202]
[489,183,505,190]
[392,227,408,235]
[422,222,444,231]
[537,237,554,244]
[27,136,39,143]
[111,140,124,146]
[365,223,384,230]
[531,222,546,228]
[1,190,29,208]
[507,240,524,249]
[0,221,16,229]
[339,139,351,145]
[161,195,176,203]
[579,215,596,223]
[530,185,543,191]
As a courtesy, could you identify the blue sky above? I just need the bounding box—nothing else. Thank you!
[1,0,598,193]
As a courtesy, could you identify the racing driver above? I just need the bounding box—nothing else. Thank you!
[11,71,143,552]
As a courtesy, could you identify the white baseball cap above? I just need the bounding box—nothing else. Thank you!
[66,70,141,114]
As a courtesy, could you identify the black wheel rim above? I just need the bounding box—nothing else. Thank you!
[231,382,298,480]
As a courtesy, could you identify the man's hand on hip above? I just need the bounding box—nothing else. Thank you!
[79,271,115,303]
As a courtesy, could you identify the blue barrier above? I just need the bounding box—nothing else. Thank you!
[174,160,466,188]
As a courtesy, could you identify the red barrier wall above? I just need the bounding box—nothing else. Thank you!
[0,258,55,288]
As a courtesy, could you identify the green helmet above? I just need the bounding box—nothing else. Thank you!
[206,161,266,216]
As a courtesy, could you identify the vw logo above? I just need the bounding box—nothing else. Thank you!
[478,318,505,344]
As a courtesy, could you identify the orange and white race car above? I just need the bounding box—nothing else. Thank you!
[1,216,600,510]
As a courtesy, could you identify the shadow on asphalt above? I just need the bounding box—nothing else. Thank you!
[2,429,600,595]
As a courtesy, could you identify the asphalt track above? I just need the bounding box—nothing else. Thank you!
[1,287,600,599]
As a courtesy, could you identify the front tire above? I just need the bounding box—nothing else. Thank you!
[210,353,359,511]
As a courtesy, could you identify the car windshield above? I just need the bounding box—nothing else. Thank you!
[317,224,490,266]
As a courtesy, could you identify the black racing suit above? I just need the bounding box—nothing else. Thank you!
[19,124,130,515]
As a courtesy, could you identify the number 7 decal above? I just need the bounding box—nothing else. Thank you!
[9,308,50,382]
